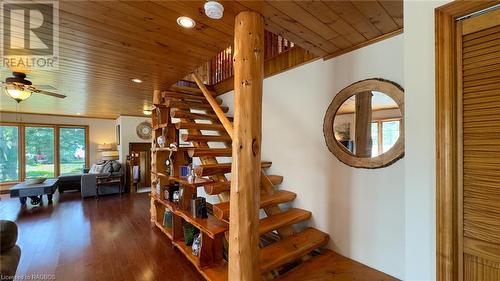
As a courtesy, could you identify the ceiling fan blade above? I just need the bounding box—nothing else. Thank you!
[32,85,57,90]
[35,90,66,99]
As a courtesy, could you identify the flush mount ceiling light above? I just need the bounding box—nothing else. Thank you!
[204,1,224,19]
[177,16,196,28]
[131,78,142,83]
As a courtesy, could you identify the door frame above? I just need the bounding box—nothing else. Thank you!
[435,1,498,281]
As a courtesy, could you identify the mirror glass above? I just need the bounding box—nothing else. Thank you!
[333,91,402,158]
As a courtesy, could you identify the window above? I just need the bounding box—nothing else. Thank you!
[0,126,19,183]
[25,127,55,178]
[371,119,401,156]
[59,127,86,175]
[0,123,88,184]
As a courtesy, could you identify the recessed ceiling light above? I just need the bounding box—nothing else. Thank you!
[131,78,142,83]
[177,16,196,29]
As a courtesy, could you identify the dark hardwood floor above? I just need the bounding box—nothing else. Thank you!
[0,191,204,281]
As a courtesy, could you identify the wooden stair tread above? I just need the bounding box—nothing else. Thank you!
[267,175,283,185]
[174,122,226,131]
[171,110,221,121]
[166,100,229,113]
[204,181,231,195]
[276,250,398,281]
[169,85,204,95]
[188,148,232,157]
[182,134,232,143]
[163,91,223,105]
[204,175,284,195]
[194,161,272,177]
[259,208,311,235]
[260,227,329,272]
[213,190,296,220]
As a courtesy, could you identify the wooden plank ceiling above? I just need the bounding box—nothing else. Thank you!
[0,1,403,119]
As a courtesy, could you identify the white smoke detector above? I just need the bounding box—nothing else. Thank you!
[204,1,224,19]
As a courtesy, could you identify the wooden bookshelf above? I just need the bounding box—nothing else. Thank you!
[150,89,228,281]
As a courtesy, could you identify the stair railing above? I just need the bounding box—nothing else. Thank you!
[191,73,234,139]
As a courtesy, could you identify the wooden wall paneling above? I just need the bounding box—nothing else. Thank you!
[119,1,233,46]
[2,0,404,119]
[321,1,383,40]
[61,2,221,58]
[235,1,334,55]
[155,0,235,36]
[294,0,366,45]
[323,28,404,61]
[265,1,350,49]
[379,0,404,28]
[350,1,399,34]
[213,47,318,95]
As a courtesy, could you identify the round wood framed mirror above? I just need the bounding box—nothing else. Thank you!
[323,79,404,169]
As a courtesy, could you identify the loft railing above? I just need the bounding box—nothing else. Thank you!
[186,30,295,85]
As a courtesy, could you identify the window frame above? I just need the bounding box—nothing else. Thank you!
[371,117,402,156]
[0,122,89,186]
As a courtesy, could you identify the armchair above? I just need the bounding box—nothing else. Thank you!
[81,161,123,198]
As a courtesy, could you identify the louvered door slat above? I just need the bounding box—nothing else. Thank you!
[461,9,500,280]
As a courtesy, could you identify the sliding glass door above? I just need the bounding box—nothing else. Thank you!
[59,127,86,175]
[24,127,55,178]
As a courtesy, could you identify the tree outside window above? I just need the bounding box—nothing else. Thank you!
[0,126,19,182]
[25,127,55,178]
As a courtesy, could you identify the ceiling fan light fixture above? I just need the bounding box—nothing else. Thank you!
[4,84,32,103]
[204,1,224,19]
[177,16,196,28]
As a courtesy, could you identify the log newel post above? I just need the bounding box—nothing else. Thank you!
[229,11,264,281]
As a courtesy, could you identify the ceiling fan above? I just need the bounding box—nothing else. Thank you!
[2,72,66,103]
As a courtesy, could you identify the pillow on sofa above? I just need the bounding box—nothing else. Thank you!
[89,162,106,174]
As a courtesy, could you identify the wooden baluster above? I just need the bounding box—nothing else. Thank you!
[229,10,264,281]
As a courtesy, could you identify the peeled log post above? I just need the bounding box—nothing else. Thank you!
[229,11,264,281]
[355,92,372,157]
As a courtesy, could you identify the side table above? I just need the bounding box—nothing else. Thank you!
[95,175,123,200]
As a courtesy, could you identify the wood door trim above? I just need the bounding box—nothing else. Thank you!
[435,2,498,281]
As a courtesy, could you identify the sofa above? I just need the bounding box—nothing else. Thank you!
[81,160,123,198]
[0,220,21,278]
[57,174,82,193]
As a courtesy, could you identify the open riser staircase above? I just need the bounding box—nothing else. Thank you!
[158,78,333,280]
[150,79,398,281]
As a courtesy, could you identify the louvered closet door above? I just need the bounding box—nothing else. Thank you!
[460,7,500,281]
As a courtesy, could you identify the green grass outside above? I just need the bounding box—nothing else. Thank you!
[26,162,85,178]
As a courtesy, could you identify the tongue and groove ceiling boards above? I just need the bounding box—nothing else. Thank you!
[0,1,402,119]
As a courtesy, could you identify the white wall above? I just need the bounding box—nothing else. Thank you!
[221,34,404,278]
[116,116,151,162]
[404,1,451,280]
[0,112,115,165]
